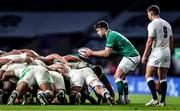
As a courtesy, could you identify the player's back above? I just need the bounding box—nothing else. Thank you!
[0,53,26,60]
[148,18,172,50]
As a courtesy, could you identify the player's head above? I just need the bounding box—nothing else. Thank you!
[94,20,109,39]
[147,5,160,20]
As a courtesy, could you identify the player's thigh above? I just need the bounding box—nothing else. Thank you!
[116,56,140,78]
[49,71,65,91]
[114,67,126,80]
[18,67,34,87]
[145,65,157,78]
[34,66,53,86]
[69,70,84,88]
[159,55,171,68]
[147,49,170,68]
[80,68,104,89]
[158,67,168,80]
[82,68,100,85]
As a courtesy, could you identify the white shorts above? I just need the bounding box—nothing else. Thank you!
[49,71,65,92]
[147,48,171,68]
[118,56,140,74]
[18,66,54,88]
[69,68,103,88]
[1,63,26,77]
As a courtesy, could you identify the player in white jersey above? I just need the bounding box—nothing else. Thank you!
[48,71,67,104]
[3,58,54,105]
[141,5,174,106]
[0,50,67,105]
[68,67,114,105]
[48,62,114,105]
[63,55,115,104]
[31,58,67,104]
[0,53,31,104]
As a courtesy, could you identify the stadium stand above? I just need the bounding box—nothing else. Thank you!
[109,11,180,37]
[0,12,109,37]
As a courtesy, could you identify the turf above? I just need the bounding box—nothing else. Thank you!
[0,94,179,110]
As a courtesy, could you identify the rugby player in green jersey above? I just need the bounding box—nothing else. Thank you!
[85,21,140,104]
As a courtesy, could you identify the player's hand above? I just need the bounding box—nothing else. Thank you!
[141,56,147,64]
[84,48,93,57]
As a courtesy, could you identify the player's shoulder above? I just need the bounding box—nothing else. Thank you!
[148,19,158,26]
[148,19,159,29]
[161,19,171,27]
[110,31,124,38]
[107,31,116,39]
[109,30,116,36]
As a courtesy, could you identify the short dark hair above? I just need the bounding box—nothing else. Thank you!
[94,20,109,29]
[147,5,160,15]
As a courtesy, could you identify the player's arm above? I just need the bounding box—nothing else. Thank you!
[37,56,53,65]
[169,35,174,52]
[85,47,113,57]
[142,37,154,64]
[45,53,69,64]
[0,58,20,66]
[63,55,82,62]
[48,63,70,74]
[3,50,22,56]
[0,58,12,65]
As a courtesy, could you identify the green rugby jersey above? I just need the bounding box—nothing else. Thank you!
[106,31,139,57]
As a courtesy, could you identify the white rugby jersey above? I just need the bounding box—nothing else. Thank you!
[0,53,27,60]
[148,18,173,49]
[1,63,27,77]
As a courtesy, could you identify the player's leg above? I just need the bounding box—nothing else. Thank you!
[102,81,115,104]
[123,79,131,104]
[145,66,159,106]
[114,56,140,104]
[1,71,18,104]
[22,90,33,105]
[37,82,54,105]
[68,69,84,105]
[90,80,115,105]
[92,65,115,103]
[3,80,16,104]
[82,67,114,105]
[34,66,54,105]
[80,85,98,105]
[122,56,140,104]
[157,53,170,106]
[69,86,82,105]
[7,68,31,105]
[157,67,168,106]
[49,71,67,104]
[0,70,4,101]
[7,81,29,105]
[114,67,125,104]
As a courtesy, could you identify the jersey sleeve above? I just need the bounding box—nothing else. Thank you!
[106,33,115,48]
[169,25,173,36]
[147,22,156,37]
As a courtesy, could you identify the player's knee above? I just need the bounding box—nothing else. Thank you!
[94,85,101,92]
[145,74,152,79]
[113,74,119,79]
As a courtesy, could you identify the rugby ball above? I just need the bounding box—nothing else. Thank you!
[77,47,89,59]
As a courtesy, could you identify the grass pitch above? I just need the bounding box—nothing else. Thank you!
[0,94,179,110]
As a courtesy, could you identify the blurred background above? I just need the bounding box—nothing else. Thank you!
[0,0,180,96]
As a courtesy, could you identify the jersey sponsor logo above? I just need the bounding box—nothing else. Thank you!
[155,60,159,65]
